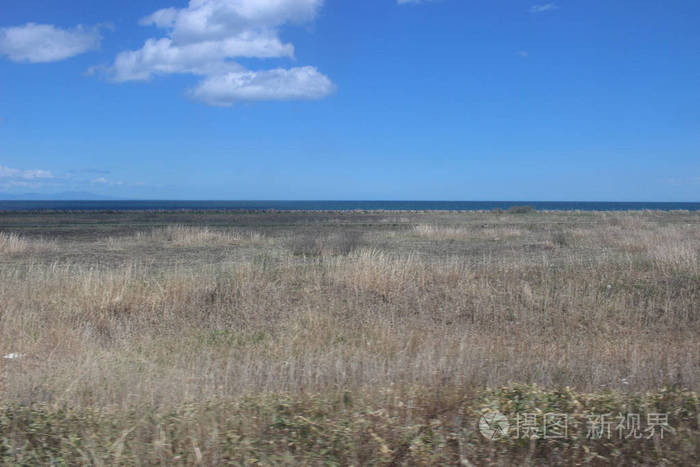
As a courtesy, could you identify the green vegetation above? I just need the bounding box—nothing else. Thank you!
[0,386,696,465]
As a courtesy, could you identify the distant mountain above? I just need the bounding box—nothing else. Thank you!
[0,191,115,200]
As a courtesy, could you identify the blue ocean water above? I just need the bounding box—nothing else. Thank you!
[0,200,698,211]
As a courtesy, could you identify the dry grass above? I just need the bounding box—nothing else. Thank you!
[138,225,267,246]
[413,224,473,240]
[0,210,698,464]
[413,224,524,242]
[0,232,56,255]
[102,225,270,251]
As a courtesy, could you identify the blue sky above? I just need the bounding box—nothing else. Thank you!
[1,0,699,201]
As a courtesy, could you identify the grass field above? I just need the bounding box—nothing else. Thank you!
[0,209,698,465]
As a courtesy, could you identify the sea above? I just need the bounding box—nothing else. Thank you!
[0,201,698,211]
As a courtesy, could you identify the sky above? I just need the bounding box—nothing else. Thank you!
[1,0,699,201]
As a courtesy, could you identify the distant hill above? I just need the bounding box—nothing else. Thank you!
[0,191,115,200]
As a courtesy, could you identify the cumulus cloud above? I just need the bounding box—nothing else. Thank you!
[0,164,53,180]
[0,23,101,63]
[111,35,290,81]
[107,0,333,105]
[190,66,335,105]
[140,0,322,43]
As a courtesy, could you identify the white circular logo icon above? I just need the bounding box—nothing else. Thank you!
[478,410,510,440]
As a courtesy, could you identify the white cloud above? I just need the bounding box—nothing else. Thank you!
[529,3,558,13]
[0,164,53,180]
[111,35,290,81]
[3,180,35,188]
[140,0,322,44]
[107,0,333,105]
[0,164,135,194]
[0,23,101,63]
[190,66,335,105]
[0,166,19,178]
[91,176,124,186]
[22,169,54,179]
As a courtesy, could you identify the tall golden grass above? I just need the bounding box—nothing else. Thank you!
[0,212,697,463]
[0,232,56,255]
